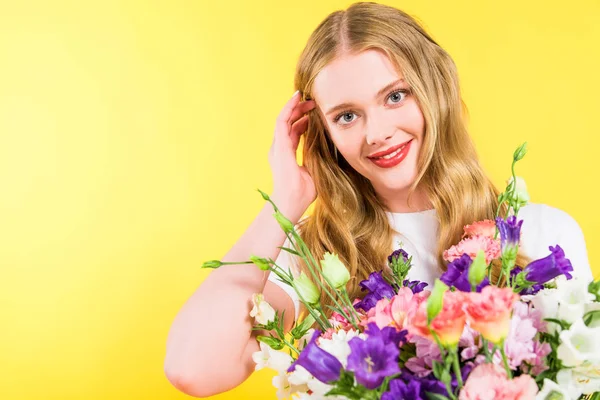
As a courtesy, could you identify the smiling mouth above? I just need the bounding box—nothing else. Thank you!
[367,139,413,160]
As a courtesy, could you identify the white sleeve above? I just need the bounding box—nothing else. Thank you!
[267,236,301,321]
[519,203,594,282]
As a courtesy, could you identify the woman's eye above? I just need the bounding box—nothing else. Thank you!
[387,89,408,104]
[334,112,357,126]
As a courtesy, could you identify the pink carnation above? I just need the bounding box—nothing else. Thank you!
[463,220,496,239]
[464,286,519,344]
[459,363,538,400]
[443,235,501,264]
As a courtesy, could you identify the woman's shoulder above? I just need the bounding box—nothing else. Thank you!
[518,202,593,281]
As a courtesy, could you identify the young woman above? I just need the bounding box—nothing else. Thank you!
[164,2,593,397]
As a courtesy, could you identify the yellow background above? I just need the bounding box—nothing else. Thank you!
[0,0,598,399]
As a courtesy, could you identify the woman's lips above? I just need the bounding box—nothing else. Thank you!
[368,139,413,168]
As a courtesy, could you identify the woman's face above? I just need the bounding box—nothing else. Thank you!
[312,49,425,201]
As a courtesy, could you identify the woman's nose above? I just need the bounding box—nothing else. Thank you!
[365,128,393,146]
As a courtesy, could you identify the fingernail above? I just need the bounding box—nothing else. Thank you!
[293,90,300,98]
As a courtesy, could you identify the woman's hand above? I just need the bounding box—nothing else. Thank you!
[269,91,317,223]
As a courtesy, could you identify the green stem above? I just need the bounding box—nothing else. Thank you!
[452,349,464,389]
[499,340,513,379]
[292,232,359,329]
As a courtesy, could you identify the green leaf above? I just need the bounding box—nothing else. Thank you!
[256,335,284,350]
[425,393,451,400]
[278,246,301,256]
[545,318,570,331]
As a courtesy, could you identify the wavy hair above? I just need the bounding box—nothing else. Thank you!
[290,2,528,317]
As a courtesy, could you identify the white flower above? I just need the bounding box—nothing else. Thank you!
[584,302,600,328]
[252,341,293,372]
[536,377,578,400]
[250,293,276,325]
[318,329,364,368]
[560,362,600,395]
[557,319,600,367]
[273,371,308,399]
[555,277,595,324]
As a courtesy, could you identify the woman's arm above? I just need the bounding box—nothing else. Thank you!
[164,91,316,397]
[163,201,297,398]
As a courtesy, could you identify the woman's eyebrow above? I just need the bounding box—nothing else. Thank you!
[324,78,405,116]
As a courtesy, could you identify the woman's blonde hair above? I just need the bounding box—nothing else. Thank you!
[291,2,528,317]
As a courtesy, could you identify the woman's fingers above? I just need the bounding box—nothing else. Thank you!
[289,114,309,151]
[274,91,302,143]
[288,100,316,127]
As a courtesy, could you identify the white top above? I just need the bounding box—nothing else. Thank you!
[267,203,593,321]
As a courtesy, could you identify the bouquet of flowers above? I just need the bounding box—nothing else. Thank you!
[203,143,600,400]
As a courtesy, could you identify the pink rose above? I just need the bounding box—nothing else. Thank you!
[459,363,538,400]
[443,235,501,264]
[463,220,496,239]
[464,286,519,344]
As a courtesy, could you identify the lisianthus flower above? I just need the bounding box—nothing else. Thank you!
[463,219,496,239]
[288,330,342,383]
[464,286,519,344]
[409,290,468,347]
[354,271,396,312]
[522,245,573,285]
[346,323,401,389]
[458,363,538,400]
[364,287,415,331]
[321,252,350,290]
[440,253,490,292]
[443,235,501,264]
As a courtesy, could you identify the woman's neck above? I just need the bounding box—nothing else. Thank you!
[377,185,433,213]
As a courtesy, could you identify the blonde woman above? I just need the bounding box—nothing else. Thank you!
[164,2,592,397]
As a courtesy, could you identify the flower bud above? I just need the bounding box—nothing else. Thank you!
[468,250,487,288]
[274,210,294,233]
[293,272,320,305]
[290,314,316,340]
[513,142,528,161]
[249,255,271,271]
[321,252,350,290]
[427,280,448,323]
[201,260,223,269]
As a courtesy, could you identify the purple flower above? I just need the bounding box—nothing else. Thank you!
[399,370,448,398]
[346,323,401,389]
[440,254,489,292]
[287,330,342,383]
[382,379,422,400]
[388,248,409,264]
[523,245,573,284]
[354,271,395,312]
[495,216,523,253]
[403,279,428,294]
[510,267,543,295]
[365,322,408,348]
